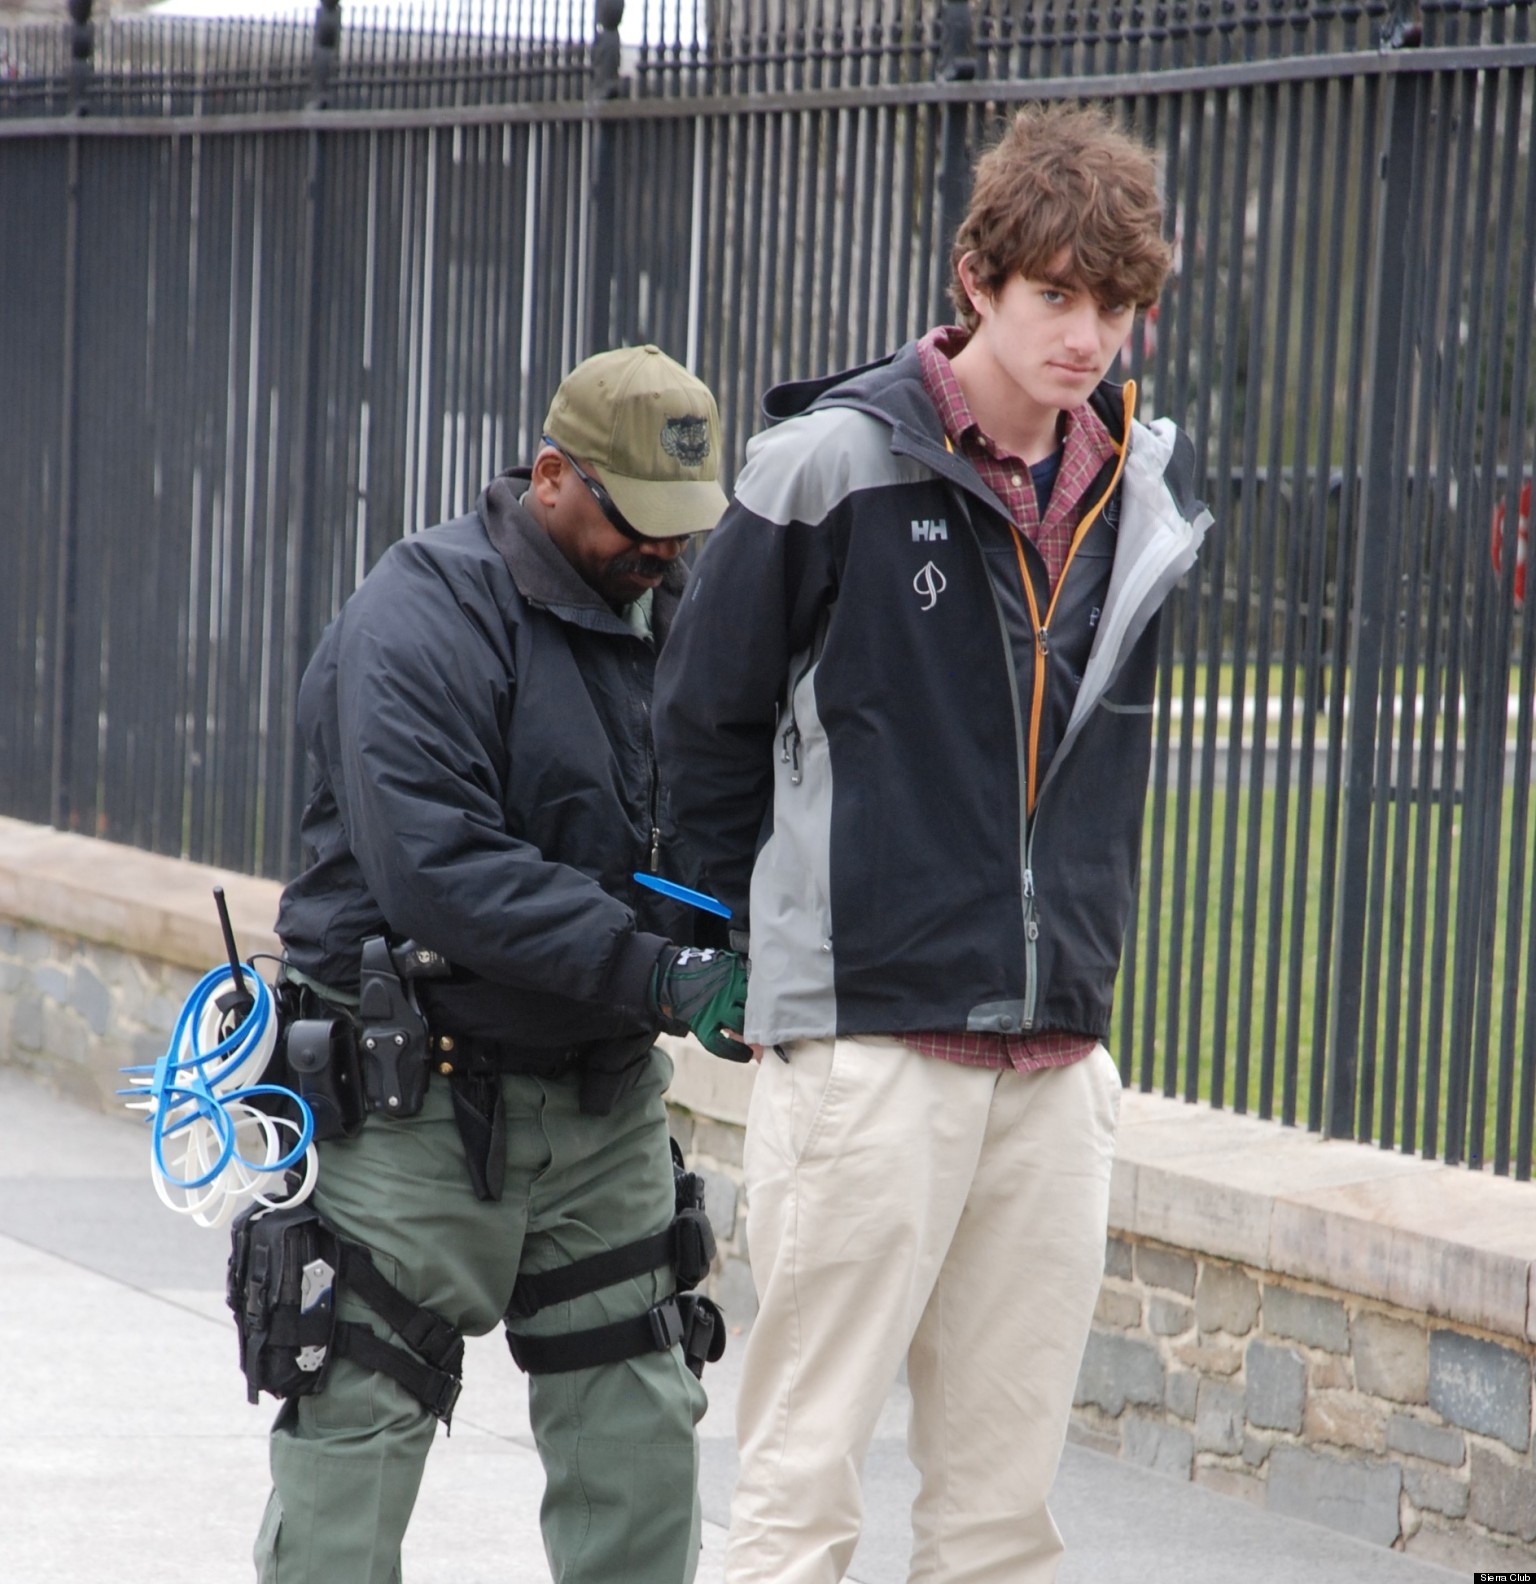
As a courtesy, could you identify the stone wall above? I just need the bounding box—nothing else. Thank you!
[0,920,203,1112]
[3,813,1534,1573]
[0,819,280,1112]
[1074,1233,1536,1570]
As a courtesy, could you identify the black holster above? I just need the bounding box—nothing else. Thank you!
[227,1200,341,1401]
[228,1201,465,1425]
[356,936,434,1116]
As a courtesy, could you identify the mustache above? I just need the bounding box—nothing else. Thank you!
[610,551,668,577]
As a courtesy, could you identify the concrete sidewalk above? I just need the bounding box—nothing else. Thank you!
[0,1069,1468,1584]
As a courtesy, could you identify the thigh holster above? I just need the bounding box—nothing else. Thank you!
[228,1201,465,1425]
[503,1141,727,1379]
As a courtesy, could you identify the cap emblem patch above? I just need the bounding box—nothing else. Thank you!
[661,415,712,467]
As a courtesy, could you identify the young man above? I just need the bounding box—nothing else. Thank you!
[259,345,748,1584]
[653,105,1212,1584]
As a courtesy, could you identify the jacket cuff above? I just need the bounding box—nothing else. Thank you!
[606,930,672,1017]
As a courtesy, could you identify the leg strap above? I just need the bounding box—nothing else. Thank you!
[335,1322,463,1423]
[336,1241,465,1423]
[503,1138,725,1378]
[507,1292,726,1378]
[506,1207,714,1319]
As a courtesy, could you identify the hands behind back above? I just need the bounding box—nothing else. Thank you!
[651,946,752,1062]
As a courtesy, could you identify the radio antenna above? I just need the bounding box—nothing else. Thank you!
[212,887,255,1022]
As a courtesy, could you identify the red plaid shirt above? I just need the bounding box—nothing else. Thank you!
[901,326,1116,1074]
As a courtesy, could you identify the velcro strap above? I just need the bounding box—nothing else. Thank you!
[507,1226,676,1320]
[338,1242,465,1374]
[264,1307,337,1348]
[334,1322,462,1424]
[507,1295,689,1376]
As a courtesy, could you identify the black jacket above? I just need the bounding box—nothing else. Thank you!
[276,472,699,1049]
[653,344,1211,1045]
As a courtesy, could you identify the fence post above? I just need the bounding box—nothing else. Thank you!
[51,145,79,832]
[1324,65,1426,1141]
[587,0,626,354]
[935,3,977,322]
[311,0,340,107]
[66,0,93,111]
[51,0,93,832]
[278,1,339,866]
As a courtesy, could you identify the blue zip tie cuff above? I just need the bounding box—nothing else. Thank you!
[632,873,732,919]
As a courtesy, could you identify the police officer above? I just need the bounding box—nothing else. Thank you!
[256,346,750,1584]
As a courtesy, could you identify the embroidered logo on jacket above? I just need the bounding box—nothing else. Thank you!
[911,518,949,542]
[914,561,947,612]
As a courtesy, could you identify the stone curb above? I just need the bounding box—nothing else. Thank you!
[0,816,281,971]
[1112,1094,1536,1345]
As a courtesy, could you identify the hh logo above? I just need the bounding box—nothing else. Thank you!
[914,561,947,612]
[911,518,949,542]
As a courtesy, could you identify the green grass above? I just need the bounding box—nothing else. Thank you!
[1119,750,1536,1174]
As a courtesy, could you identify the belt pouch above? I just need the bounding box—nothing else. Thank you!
[285,1018,366,1140]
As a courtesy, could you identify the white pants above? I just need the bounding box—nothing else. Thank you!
[724,1036,1121,1584]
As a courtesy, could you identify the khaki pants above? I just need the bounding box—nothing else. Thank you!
[725,1036,1120,1584]
[255,1047,707,1584]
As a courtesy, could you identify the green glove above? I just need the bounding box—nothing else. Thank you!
[651,946,752,1062]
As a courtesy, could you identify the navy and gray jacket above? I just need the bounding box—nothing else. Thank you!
[652,342,1212,1047]
[276,472,700,1052]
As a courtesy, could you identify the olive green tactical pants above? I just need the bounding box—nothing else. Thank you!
[254,1048,707,1584]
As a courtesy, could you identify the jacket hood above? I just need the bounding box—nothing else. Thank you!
[762,339,1131,451]
[476,468,686,640]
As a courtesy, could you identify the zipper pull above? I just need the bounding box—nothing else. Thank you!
[1037,627,1050,656]
[1023,867,1035,899]
[781,722,803,784]
[650,826,661,872]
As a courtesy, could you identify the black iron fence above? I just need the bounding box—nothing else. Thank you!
[1,0,1533,1174]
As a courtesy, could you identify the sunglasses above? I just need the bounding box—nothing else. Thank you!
[542,436,690,548]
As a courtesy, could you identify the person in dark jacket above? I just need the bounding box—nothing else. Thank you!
[653,106,1212,1584]
[257,345,750,1584]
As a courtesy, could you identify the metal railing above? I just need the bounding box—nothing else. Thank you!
[0,0,1532,1175]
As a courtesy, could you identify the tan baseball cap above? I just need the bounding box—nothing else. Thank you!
[543,345,729,539]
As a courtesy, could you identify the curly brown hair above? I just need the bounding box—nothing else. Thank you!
[949,103,1173,330]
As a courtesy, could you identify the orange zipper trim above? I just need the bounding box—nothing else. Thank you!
[1009,380,1137,815]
